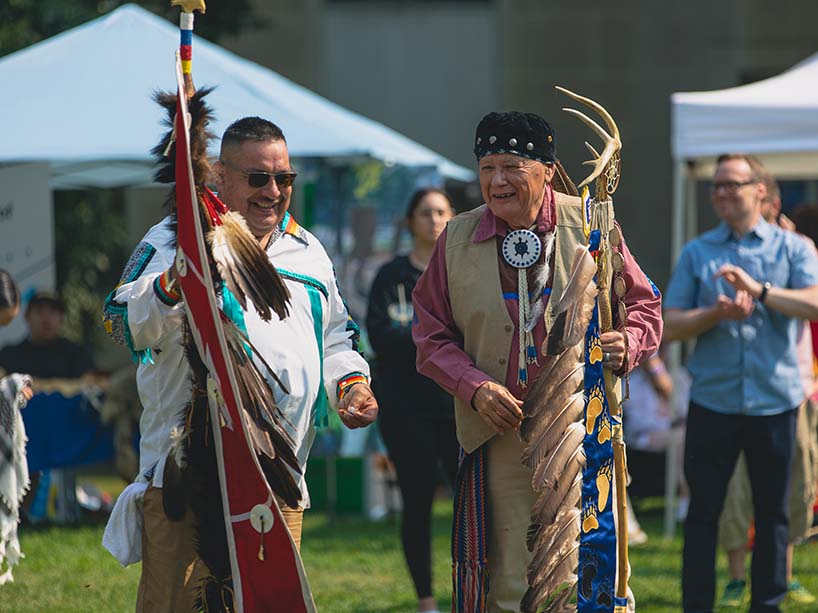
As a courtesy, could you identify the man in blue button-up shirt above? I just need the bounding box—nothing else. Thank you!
[665,154,818,613]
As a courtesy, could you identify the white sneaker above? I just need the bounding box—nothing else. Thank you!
[630,528,648,546]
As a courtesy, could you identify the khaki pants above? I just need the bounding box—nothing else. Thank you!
[486,433,537,613]
[718,400,817,550]
[276,496,305,551]
[136,487,304,612]
[136,486,207,613]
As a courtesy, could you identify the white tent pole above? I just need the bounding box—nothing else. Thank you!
[685,165,698,244]
[671,159,687,266]
[664,158,688,539]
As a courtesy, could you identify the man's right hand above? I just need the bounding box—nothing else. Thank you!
[714,290,754,321]
[472,381,523,434]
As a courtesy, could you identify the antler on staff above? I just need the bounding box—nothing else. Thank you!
[555,86,622,198]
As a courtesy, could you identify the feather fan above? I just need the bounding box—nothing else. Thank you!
[519,241,597,612]
[534,456,583,526]
[521,343,582,421]
[532,422,584,492]
[527,507,580,581]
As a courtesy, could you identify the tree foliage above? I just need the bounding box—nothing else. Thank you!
[0,0,261,58]
[53,189,132,356]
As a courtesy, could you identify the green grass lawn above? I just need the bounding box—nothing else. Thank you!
[3,498,818,612]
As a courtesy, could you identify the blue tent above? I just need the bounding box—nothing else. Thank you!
[0,4,474,188]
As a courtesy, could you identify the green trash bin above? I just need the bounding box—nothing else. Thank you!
[306,455,366,516]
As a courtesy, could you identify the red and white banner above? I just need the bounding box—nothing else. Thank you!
[172,56,315,613]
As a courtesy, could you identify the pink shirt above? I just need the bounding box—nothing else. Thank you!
[412,189,663,407]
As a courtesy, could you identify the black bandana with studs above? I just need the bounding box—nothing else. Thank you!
[474,111,556,164]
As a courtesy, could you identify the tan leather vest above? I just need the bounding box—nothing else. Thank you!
[445,191,619,452]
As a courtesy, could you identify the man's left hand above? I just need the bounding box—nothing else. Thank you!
[338,383,379,429]
[599,330,627,371]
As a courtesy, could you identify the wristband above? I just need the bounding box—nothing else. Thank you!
[154,269,182,305]
[758,281,771,304]
[337,372,368,401]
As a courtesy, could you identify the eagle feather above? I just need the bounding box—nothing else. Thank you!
[520,543,579,613]
[546,246,597,355]
[521,391,584,469]
[532,422,585,492]
[209,211,291,321]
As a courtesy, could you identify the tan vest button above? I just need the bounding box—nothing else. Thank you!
[499,357,507,365]
[504,324,513,332]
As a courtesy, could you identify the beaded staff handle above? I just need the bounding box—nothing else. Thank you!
[171,0,207,98]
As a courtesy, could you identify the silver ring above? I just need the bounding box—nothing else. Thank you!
[603,352,611,362]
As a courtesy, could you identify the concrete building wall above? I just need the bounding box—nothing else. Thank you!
[498,0,818,286]
[222,1,498,168]
[219,0,818,287]
[320,3,498,170]
[220,0,323,92]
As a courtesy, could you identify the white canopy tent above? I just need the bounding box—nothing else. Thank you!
[671,51,818,259]
[663,51,818,537]
[0,3,474,186]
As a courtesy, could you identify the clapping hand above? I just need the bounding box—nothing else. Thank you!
[713,291,754,321]
[715,264,762,299]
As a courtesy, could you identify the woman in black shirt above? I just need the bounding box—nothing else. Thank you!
[367,188,457,613]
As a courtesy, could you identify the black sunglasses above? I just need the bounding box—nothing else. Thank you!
[245,170,297,189]
[221,160,297,189]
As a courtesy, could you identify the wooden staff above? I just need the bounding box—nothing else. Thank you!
[599,243,630,610]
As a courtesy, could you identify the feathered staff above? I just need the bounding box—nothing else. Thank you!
[520,87,632,612]
[557,86,631,612]
[154,2,315,611]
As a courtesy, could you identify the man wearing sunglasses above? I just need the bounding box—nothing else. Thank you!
[103,116,377,611]
[214,122,298,245]
[665,154,818,612]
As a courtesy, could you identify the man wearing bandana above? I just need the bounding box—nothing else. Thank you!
[412,112,662,611]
